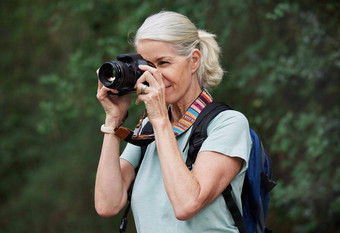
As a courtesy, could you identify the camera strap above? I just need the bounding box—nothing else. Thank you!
[113,89,213,146]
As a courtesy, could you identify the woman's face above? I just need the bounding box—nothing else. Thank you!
[136,39,201,105]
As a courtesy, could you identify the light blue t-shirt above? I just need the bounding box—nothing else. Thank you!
[121,110,251,233]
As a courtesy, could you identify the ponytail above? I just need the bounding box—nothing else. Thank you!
[197,30,224,89]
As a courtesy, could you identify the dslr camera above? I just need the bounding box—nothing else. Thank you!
[98,54,148,95]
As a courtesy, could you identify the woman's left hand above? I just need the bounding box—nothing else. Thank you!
[134,65,169,126]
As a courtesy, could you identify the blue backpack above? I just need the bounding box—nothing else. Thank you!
[120,102,276,233]
[185,102,277,233]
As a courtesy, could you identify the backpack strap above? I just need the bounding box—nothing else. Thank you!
[184,102,231,170]
[186,102,247,233]
[223,186,247,233]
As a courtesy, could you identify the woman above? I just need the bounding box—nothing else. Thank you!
[95,11,251,233]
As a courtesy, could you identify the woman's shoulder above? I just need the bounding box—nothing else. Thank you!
[203,108,250,137]
[210,109,249,127]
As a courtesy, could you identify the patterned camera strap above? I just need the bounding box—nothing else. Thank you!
[114,89,213,146]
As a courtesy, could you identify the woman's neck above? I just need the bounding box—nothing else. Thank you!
[169,87,202,124]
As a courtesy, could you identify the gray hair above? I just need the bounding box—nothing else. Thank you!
[134,11,223,89]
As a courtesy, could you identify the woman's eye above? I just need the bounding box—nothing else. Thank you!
[147,61,156,68]
[159,61,170,66]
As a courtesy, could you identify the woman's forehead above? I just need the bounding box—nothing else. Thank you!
[136,40,177,60]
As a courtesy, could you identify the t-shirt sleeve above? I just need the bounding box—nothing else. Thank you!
[120,142,142,168]
[199,110,251,172]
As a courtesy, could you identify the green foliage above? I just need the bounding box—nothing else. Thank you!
[1,0,339,233]
[211,1,340,232]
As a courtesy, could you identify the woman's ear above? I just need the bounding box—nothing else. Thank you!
[191,49,201,74]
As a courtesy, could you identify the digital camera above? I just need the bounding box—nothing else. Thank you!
[98,53,148,95]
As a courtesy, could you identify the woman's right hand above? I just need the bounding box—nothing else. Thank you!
[96,70,131,125]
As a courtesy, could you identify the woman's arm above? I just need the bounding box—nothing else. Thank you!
[95,75,135,217]
[94,130,135,217]
[153,120,243,220]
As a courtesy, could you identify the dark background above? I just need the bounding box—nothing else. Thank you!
[1,0,339,232]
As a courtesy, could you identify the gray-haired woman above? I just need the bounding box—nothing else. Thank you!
[95,11,251,233]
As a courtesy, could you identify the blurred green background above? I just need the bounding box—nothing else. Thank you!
[0,0,339,232]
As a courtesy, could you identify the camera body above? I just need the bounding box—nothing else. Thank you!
[98,53,148,95]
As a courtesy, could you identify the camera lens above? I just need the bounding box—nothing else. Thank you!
[98,62,122,88]
[104,67,116,84]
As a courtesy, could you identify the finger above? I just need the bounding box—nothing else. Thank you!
[141,84,146,95]
[97,84,118,100]
[136,83,148,95]
[136,67,163,88]
[97,85,109,101]
[139,64,157,72]
[139,65,161,83]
